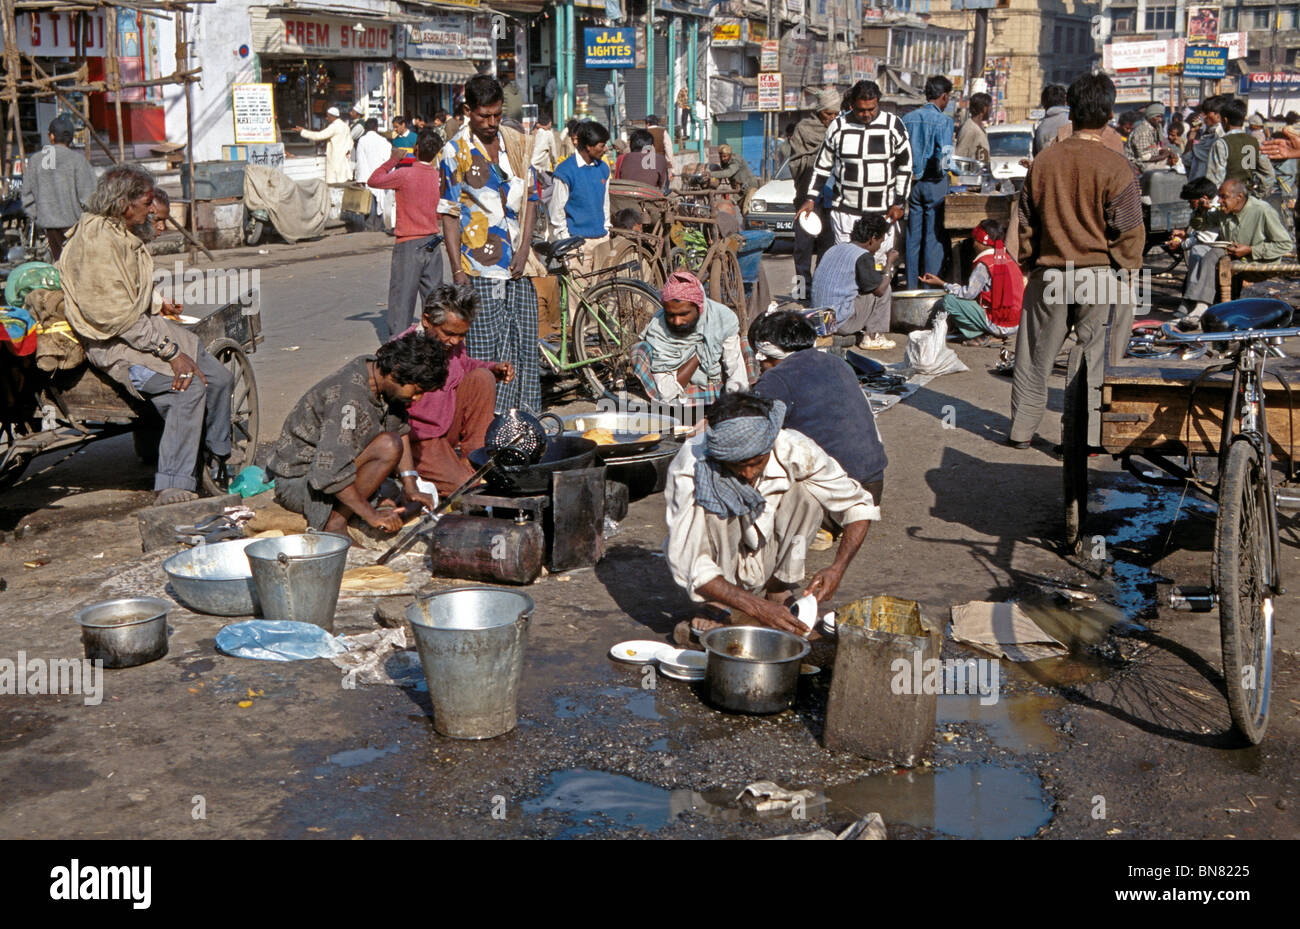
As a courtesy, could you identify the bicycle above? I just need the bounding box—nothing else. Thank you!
[531,235,662,401]
[1071,298,1299,743]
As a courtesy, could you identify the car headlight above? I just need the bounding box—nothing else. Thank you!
[750,199,766,212]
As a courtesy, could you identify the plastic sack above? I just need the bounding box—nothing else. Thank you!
[215,619,348,661]
[228,465,275,497]
[4,261,61,307]
[902,311,969,377]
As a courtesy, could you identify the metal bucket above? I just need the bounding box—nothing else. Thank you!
[163,538,261,616]
[245,532,350,632]
[76,597,171,669]
[701,626,810,715]
[405,587,534,739]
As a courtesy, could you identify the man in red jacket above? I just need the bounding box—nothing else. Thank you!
[369,131,444,339]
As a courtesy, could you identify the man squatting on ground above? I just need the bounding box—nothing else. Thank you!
[665,392,878,639]
[267,333,447,535]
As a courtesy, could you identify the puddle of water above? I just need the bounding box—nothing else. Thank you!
[553,697,594,719]
[824,764,1053,839]
[521,769,692,836]
[648,737,671,752]
[1094,485,1216,620]
[327,744,401,768]
[553,686,665,722]
[938,693,1064,754]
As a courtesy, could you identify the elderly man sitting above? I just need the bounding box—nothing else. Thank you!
[665,391,879,642]
[57,165,234,506]
[631,271,750,406]
[1179,178,1295,330]
[397,284,515,495]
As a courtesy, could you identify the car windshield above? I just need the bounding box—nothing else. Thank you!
[773,159,792,180]
[989,132,1031,157]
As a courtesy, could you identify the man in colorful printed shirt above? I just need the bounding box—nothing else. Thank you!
[437,75,542,415]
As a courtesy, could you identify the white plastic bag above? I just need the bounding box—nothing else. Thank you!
[902,311,969,377]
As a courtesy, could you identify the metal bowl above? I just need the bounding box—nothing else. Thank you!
[701,626,811,715]
[76,597,171,669]
[163,538,261,616]
[891,289,946,332]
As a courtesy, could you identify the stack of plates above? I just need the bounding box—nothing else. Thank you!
[657,648,707,682]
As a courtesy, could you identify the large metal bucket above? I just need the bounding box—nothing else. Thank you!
[405,587,534,740]
[245,532,350,632]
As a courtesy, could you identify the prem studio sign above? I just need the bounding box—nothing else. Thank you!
[583,28,635,68]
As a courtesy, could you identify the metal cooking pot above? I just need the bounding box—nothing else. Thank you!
[701,626,810,715]
[77,597,171,669]
[467,436,598,494]
[891,289,945,332]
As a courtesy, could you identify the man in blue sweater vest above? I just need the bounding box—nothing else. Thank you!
[549,120,613,280]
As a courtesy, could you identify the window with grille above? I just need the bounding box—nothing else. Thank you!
[1143,4,1176,31]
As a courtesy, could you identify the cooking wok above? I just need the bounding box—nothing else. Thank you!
[467,436,598,494]
[559,411,682,460]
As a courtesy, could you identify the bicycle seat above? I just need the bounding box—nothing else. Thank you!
[548,236,586,259]
[1202,297,1294,333]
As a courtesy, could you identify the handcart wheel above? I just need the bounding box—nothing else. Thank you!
[200,338,260,496]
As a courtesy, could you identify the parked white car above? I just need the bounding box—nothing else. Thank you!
[987,123,1033,182]
[745,159,797,239]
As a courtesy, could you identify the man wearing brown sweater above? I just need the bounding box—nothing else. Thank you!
[1010,73,1146,449]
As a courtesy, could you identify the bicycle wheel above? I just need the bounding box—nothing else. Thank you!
[200,339,260,496]
[571,278,662,400]
[707,245,746,332]
[1215,439,1273,744]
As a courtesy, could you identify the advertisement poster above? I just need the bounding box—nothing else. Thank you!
[712,20,744,46]
[823,61,839,85]
[232,83,277,144]
[1187,6,1220,44]
[759,72,783,110]
[761,40,780,72]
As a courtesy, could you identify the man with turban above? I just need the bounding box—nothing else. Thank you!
[631,270,751,406]
[664,391,879,640]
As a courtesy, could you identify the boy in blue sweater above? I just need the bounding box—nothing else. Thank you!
[549,120,612,279]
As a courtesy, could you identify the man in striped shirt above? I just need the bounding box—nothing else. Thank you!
[797,80,913,247]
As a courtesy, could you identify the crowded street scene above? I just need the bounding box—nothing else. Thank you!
[0,0,1297,880]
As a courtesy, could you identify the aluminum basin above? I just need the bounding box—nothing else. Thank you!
[701,625,810,715]
[891,289,945,332]
[163,538,261,616]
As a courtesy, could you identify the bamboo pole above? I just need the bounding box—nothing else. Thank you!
[177,1,196,257]
[106,6,125,161]
[1,0,27,170]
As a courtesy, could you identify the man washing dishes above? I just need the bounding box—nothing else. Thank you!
[630,271,750,406]
[267,332,447,535]
[665,391,878,644]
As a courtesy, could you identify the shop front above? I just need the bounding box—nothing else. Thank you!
[249,5,400,137]
[396,7,496,119]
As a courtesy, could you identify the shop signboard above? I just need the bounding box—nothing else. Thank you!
[16,11,108,56]
[1239,72,1300,94]
[741,86,759,111]
[400,15,470,60]
[265,13,393,58]
[468,15,494,58]
[232,83,277,144]
[823,61,839,85]
[851,52,877,83]
[713,19,745,46]
[761,39,780,71]
[582,28,635,68]
[758,72,783,111]
[1103,39,1173,70]
[1183,44,1227,79]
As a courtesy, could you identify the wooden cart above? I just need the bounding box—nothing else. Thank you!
[0,298,262,495]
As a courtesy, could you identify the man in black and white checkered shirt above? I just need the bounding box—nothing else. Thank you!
[798,80,913,248]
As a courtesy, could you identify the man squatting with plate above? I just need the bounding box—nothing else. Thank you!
[663,392,879,644]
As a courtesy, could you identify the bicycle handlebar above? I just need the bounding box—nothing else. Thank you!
[1155,322,1300,344]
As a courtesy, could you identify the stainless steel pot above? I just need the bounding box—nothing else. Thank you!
[76,597,171,669]
[891,289,945,332]
[701,626,810,715]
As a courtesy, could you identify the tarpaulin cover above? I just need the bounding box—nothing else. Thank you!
[243,165,329,243]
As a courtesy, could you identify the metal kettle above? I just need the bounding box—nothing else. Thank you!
[484,408,563,466]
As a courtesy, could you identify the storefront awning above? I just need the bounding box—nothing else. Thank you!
[408,59,483,83]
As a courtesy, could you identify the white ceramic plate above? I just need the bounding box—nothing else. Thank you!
[658,648,707,673]
[176,314,201,325]
[609,640,673,664]
[658,664,707,682]
[798,211,823,237]
[792,594,818,632]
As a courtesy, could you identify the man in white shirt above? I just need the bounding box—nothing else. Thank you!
[353,117,392,231]
[664,391,878,639]
[294,106,354,184]
[530,111,559,203]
